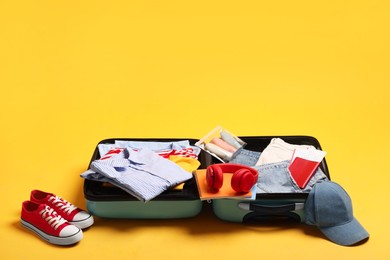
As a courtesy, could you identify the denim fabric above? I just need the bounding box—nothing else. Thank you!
[228,149,261,166]
[254,160,328,193]
[304,180,369,246]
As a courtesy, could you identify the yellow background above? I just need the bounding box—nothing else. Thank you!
[1,0,389,259]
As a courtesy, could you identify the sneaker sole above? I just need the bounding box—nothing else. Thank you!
[70,215,94,229]
[20,219,83,245]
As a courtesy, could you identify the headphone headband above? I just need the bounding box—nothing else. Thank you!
[209,163,258,177]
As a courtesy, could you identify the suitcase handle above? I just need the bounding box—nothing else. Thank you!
[242,212,302,223]
[238,202,304,215]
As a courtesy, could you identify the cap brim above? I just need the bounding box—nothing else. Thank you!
[320,217,369,246]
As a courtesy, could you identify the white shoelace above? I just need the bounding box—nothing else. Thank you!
[39,205,67,230]
[48,196,77,215]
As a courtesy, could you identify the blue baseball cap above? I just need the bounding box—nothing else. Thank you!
[304,180,369,246]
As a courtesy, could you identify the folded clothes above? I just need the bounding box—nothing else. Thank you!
[168,155,201,173]
[256,138,315,166]
[98,140,201,159]
[81,148,193,202]
[211,137,237,153]
[168,156,201,190]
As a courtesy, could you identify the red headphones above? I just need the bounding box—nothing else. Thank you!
[206,163,258,193]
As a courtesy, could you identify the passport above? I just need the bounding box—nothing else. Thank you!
[288,148,326,188]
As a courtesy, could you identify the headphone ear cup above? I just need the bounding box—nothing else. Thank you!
[231,169,257,193]
[206,165,224,190]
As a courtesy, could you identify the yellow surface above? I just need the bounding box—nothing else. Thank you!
[1,0,389,259]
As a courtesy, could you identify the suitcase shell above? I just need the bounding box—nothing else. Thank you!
[83,138,213,219]
[210,136,330,223]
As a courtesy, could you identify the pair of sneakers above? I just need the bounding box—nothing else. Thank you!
[21,190,94,246]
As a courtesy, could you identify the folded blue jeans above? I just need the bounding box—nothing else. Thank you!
[228,149,261,166]
[254,160,328,193]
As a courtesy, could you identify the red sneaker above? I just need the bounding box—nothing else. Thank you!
[30,190,94,229]
[21,201,83,245]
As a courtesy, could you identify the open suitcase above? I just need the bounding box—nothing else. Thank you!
[83,136,329,221]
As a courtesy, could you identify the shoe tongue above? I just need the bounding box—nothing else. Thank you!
[38,203,48,211]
